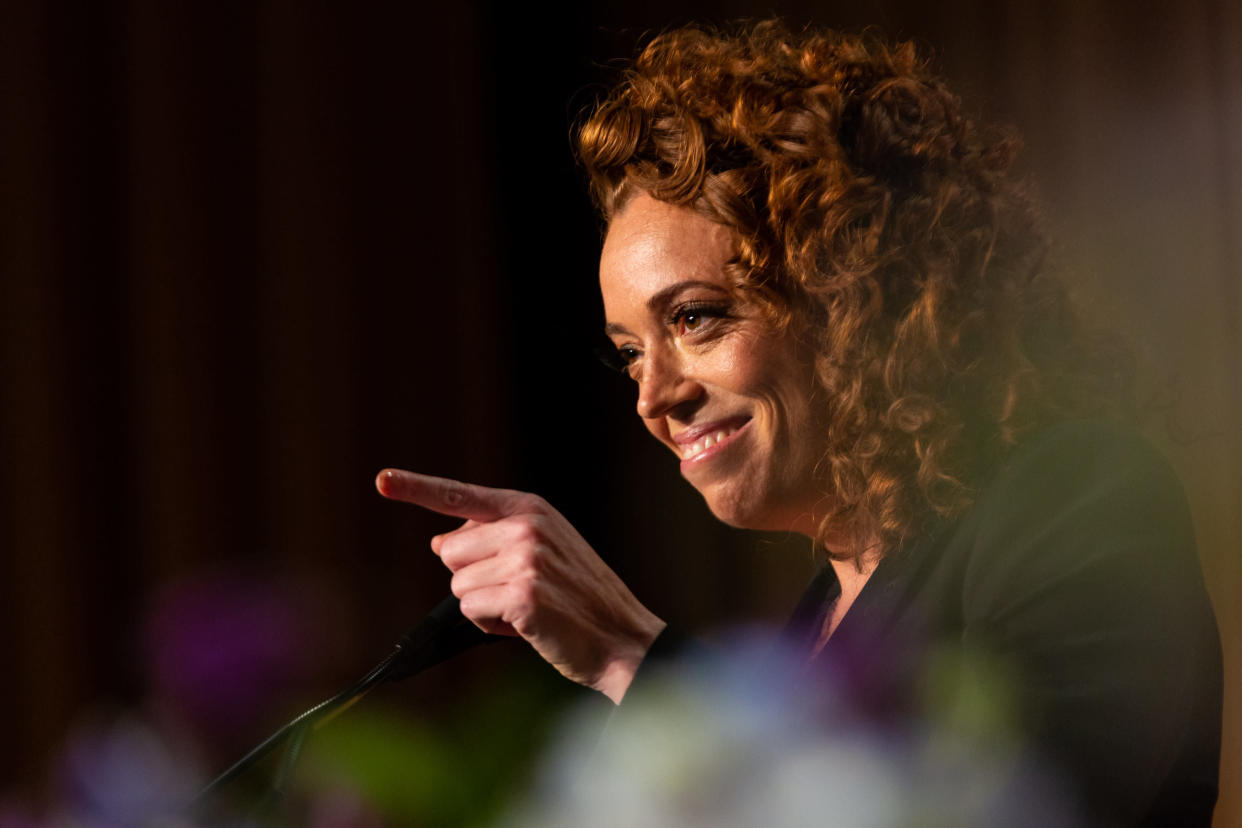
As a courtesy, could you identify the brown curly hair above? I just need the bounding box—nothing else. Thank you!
[577,20,1131,561]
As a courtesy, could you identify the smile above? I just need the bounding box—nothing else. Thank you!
[676,418,752,466]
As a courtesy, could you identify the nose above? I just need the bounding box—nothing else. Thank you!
[636,345,702,420]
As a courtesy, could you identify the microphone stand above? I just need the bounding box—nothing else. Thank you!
[189,596,504,818]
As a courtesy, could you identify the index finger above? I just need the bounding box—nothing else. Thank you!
[375,469,537,522]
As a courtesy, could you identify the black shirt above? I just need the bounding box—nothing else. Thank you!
[786,421,1222,825]
[627,422,1222,825]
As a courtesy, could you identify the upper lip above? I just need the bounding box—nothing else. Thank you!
[671,416,751,446]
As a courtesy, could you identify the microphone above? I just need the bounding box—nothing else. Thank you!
[385,593,506,681]
[192,594,505,810]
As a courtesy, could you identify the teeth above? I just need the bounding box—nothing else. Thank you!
[682,426,740,460]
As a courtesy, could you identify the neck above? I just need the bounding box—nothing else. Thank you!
[810,548,880,653]
[828,553,878,600]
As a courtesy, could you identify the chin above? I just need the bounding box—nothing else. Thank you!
[696,475,816,534]
[698,484,777,531]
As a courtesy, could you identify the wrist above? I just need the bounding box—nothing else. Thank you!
[596,616,667,705]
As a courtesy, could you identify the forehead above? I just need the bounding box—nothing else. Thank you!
[599,194,735,312]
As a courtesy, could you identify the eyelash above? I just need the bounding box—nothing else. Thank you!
[595,343,635,373]
[600,301,730,373]
[668,301,728,335]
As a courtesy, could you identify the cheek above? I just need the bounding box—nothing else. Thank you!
[735,343,818,439]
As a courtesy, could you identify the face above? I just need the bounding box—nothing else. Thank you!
[600,192,827,535]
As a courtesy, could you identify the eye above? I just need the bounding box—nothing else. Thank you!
[670,301,728,336]
[594,341,641,373]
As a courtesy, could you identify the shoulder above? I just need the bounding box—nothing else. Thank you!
[975,419,1189,530]
[943,420,1221,822]
[958,420,1199,602]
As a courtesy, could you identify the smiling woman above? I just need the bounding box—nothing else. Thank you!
[600,193,828,535]
[378,19,1222,825]
[577,23,1141,568]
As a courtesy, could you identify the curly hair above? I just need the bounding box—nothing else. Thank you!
[577,20,1132,561]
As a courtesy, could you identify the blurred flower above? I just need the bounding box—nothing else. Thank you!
[142,570,317,743]
[51,711,202,826]
[0,794,43,828]
[503,627,1084,827]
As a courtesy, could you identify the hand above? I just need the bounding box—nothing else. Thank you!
[376,469,666,704]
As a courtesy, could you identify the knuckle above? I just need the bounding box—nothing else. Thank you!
[509,581,536,615]
[512,540,542,572]
[510,518,541,545]
[500,525,540,566]
[511,492,546,514]
[437,536,460,566]
[438,480,466,509]
[449,572,467,598]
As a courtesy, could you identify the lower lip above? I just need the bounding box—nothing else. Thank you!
[679,420,752,473]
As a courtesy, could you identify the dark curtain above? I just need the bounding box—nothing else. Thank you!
[2,1,1238,823]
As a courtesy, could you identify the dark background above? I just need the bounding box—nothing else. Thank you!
[2,0,1238,823]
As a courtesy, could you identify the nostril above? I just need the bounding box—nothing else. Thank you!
[639,388,704,423]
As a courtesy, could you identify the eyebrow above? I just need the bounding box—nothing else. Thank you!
[603,279,730,336]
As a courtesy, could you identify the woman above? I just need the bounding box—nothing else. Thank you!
[378,21,1220,825]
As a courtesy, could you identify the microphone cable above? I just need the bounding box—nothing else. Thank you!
[190,595,503,812]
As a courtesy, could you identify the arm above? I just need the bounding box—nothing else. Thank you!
[376,470,666,704]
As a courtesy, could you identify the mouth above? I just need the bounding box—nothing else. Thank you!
[676,417,752,469]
